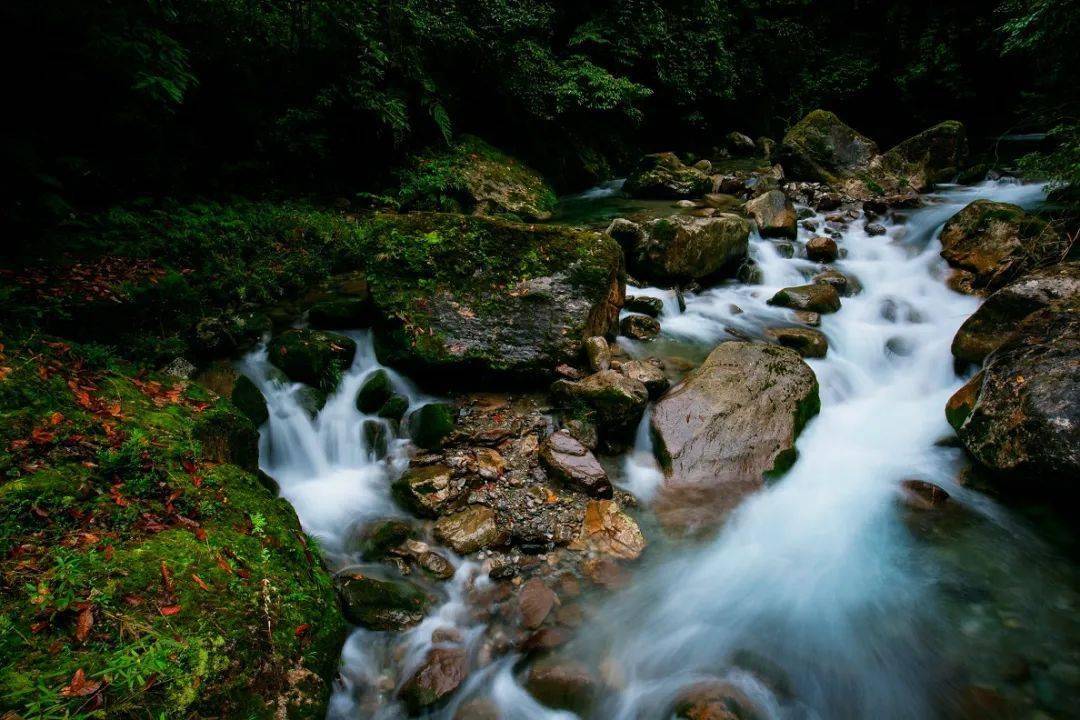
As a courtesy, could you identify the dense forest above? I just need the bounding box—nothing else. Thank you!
[2,2,1079,720]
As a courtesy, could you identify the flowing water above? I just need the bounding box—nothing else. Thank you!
[240,181,1079,719]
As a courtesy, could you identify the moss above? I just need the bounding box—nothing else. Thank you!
[377,394,409,422]
[267,328,357,391]
[356,369,393,413]
[409,403,455,449]
[232,374,269,426]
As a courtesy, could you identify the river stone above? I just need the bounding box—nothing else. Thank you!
[805,236,838,262]
[569,500,646,560]
[702,193,743,212]
[900,480,950,510]
[539,430,613,498]
[951,261,1080,366]
[564,418,599,451]
[745,190,797,239]
[518,577,558,629]
[583,336,610,372]
[624,295,664,317]
[409,402,455,449]
[623,152,713,199]
[651,342,820,523]
[366,213,624,385]
[356,369,393,413]
[362,419,388,459]
[231,375,268,426]
[268,329,356,391]
[813,268,860,297]
[619,359,670,398]
[551,370,649,445]
[378,394,410,422]
[631,214,751,285]
[939,200,1066,294]
[947,301,1079,484]
[620,314,661,341]
[336,575,430,630]
[392,464,459,517]
[398,646,469,714]
[356,518,415,559]
[768,284,841,313]
[525,658,598,714]
[767,326,829,358]
[724,130,757,157]
[434,505,504,554]
[606,218,646,255]
[778,109,879,185]
[879,120,968,191]
[674,681,761,720]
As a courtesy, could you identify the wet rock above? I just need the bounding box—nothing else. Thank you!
[551,370,649,446]
[702,193,743,212]
[745,189,797,239]
[939,200,1066,294]
[757,136,777,160]
[805,236,838,262]
[620,359,670,398]
[794,310,821,327]
[767,326,828,358]
[651,342,819,528]
[623,152,714,199]
[336,575,430,630]
[356,519,415,559]
[583,336,611,372]
[774,242,795,259]
[947,302,1079,484]
[620,314,661,341]
[378,394,409,422]
[569,500,646,560]
[724,131,757,157]
[525,658,598,714]
[392,464,460,517]
[307,296,375,330]
[362,419,389,458]
[521,627,571,653]
[879,120,968,191]
[268,329,356,391]
[813,268,860,297]
[778,109,879,185]
[294,386,328,419]
[356,369,393,413]
[518,577,558,629]
[540,431,613,498]
[231,375,268,426]
[736,258,763,284]
[768,284,841,313]
[623,295,664,317]
[398,646,468,714]
[900,479,950,510]
[563,418,599,451]
[674,681,760,720]
[191,311,272,358]
[409,402,455,449]
[606,218,646,255]
[865,222,887,236]
[631,215,751,285]
[951,261,1080,366]
[435,505,504,554]
[453,699,501,720]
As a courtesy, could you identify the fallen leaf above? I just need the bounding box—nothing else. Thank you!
[75,606,94,642]
[191,574,210,591]
[59,668,102,697]
[159,605,182,616]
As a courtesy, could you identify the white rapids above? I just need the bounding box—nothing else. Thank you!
[240,180,1077,720]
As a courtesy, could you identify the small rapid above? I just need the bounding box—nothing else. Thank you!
[239,180,1078,719]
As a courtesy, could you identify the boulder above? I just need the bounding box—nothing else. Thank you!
[399,647,468,714]
[539,430,613,498]
[397,135,556,221]
[620,314,661,341]
[939,200,1066,294]
[392,464,459,517]
[952,261,1080,366]
[623,152,713,199]
[307,296,375,330]
[551,370,649,445]
[294,385,328,419]
[409,402,455,449]
[745,190,797,239]
[525,658,598,715]
[336,575,430,630]
[356,369,393,413]
[724,131,757,157]
[231,375,268,426]
[879,120,968,191]
[779,110,879,185]
[570,500,646,560]
[631,215,751,285]
[619,359,670,398]
[623,295,664,317]
[768,284,841,313]
[605,218,646,256]
[362,419,389,458]
[674,681,761,720]
[355,518,415,559]
[767,326,829,358]
[378,394,410,422]
[434,505,504,554]
[651,342,819,523]
[267,329,356,391]
[813,268,861,297]
[366,213,624,385]
[805,236,838,262]
[947,301,1079,484]
[583,336,611,372]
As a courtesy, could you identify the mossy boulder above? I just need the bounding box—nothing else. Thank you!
[629,215,751,285]
[623,152,714,199]
[356,369,393,413]
[939,200,1067,294]
[651,341,819,530]
[409,402,455,449]
[356,518,416,559]
[378,394,410,422]
[336,575,431,630]
[193,401,260,473]
[879,120,969,191]
[397,135,557,221]
[779,110,879,185]
[191,310,272,359]
[231,374,269,426]
[364,213,625,385]
[391,464,459,517]
[307,296,375,330]
[294,385,328,419]
[268,328,356,391]
[551,370,649,448]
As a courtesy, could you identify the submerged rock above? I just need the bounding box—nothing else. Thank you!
[767,326,829,358]
[518,577,558,629]
[951,261,1080,366]
[399,646,469,714]
[630,214,751,285]
[620,313,661,341]
[539,430,613,499]
[674,681,761,720]
[813,268,861,297]
[356,369,393,413]
[939,200,1066,294]
[768,284,842,313]
[268,328,356,391]
[745,189,797,239]
[651,342,819,527]
[525,658,598,714]
[623,152,713,199]
[336,575,430,630]
[900,479,950,510]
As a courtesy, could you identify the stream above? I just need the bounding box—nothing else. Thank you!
[239,180,1079,719]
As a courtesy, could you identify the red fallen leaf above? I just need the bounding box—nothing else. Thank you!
[31,505,50,519]
[122,594,143,606]
[294,623,311,637]
[191,574,210,591]
[181,458,197,474]
[30,620,50,633]
[236,568,251,579]
[159,604,182,616]
[103,545,114,561]
[160,561,175,595]
[75,606,94,642]
[49,411,64,426]
[30,427,56,444]
[59,668,102,697]
[215,555,233,574]
[194,527,208,542]
[143,673,159,691]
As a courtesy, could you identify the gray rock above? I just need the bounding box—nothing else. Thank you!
[768,284,842,313]
[745,190,797,239]
[539,430,612,498]
[620,314,661,341]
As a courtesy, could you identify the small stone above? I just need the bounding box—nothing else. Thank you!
[813,268,861,297]
[539,431,613,498]
[518,577,558,629]
[583,336,611,372]
[623,295,664,317]
[767,327,828,358]
[619,359,670,399]
[900,479,950,510]
[163,357,197,379]
[865,222,887,236]
[620,314,661,341]
[768,284,841,313]
[571,500,646,560]
[435,505,504,554]
[805,236,838,262]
